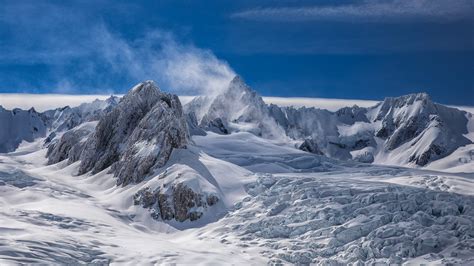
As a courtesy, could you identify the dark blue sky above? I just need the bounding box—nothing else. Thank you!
[0,0,473,105]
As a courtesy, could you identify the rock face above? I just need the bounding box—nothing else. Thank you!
[0,106,47,153]
[134,183,219,222]
[132,162,224,223]
[274,93,471,166]
[299,138,323,155]
[203,76,268,123]
[46,121,97,165]
[185,77,471,167]
[185,76,284,138]
[371,93,471,166]
[45,81,189,187]
[185,112,206,136]
[200,117,228,135]
[41,96,119,133]
[76,81,189,186]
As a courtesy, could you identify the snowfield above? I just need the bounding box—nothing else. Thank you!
[1,83,473,264]
[1,133,473,264]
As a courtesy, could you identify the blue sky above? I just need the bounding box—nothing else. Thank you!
[0,0,473,105]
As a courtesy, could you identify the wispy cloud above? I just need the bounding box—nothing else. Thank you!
[231,0,474,23]
[0,1,235,95]
[91,25,236,95]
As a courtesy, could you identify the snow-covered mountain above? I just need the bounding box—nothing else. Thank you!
[185,77,473,168]
[41,95,119,133]
[185,76,285,138]
[0,96,121,154]
[0,106,46,153]
[1,79,473,264]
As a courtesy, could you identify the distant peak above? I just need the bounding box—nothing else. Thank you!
[228,75,253,94]
[230,75,244,85]
[381,92,432,107]
[105,95,120,105]
[128,80,160,97]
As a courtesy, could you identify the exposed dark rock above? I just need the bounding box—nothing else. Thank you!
[336,105,369,125]
[74,81,188,186]
[409,144,445,166]
[46,123,96,165]
[329,141,347,149]
[133,182,219,222]
[200,116,229,135]
[0,105,47,153]
[186,112,206,136]
[299,138,324,155]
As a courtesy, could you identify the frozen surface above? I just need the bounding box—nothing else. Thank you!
[1,85,474,264]
[1,130,474,264]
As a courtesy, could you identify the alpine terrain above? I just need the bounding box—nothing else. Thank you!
[1,78,473,264]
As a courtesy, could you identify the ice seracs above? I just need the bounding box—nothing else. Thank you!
[1,78,474,264]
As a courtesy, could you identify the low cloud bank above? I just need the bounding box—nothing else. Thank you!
[2,94,472,114]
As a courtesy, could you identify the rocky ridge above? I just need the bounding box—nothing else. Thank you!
[185,78,472,167]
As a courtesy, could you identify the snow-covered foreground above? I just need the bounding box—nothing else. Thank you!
[0,140,263,264]
[1,132,474,264]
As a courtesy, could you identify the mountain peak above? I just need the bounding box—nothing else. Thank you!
[129,80,160,95]
[381,92,432,107]
[224,76,262,105]
[229,75,244,85]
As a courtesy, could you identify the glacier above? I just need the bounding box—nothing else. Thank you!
[0,78,473,264]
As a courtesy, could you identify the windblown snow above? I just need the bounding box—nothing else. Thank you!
[0,78,473,265]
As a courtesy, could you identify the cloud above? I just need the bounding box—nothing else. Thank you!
[2,94,472,114]
[0,1,235,95]
[92,26,235,95]
[0,94,115,112]
[231,0,474,23]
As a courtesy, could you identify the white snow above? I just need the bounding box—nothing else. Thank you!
[1,127,474,264]
[1,93,471,114]
[1,92,474,264]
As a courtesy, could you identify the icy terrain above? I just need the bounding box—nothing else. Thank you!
[185,77,474,170]
[1,79,473,264]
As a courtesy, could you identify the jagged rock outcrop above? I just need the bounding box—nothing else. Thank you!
[75,81,189,186]
[298,138,323,155]
[186,112,206,136]
[132,162,224,223]
[276,93,471,166]
[0,106,47,153]
[46,122,97,165]
[353,151,375,163]
[371,93,471,166]
[193,76,268,123]
[41,96,119,133]
[134,183,219,222]
[185,76,284,138]
[335,105,369,125]
[185,78,471,167]
[200,116,229,135]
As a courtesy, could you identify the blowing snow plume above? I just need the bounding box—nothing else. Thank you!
[93,25,236,96]
[1,1,235,95]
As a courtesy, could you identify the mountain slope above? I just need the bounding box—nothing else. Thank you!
[0,106,46,153]
[1,80,473,264]
[370,93,471,166]
[185,76,285,138]
[186,77,472,168]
